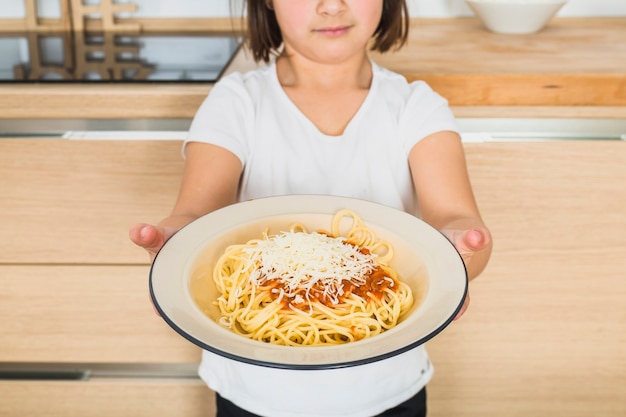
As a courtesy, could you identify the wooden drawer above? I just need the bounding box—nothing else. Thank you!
[0,265,199,363]
[0,138,183,264]
[0,379,215,417]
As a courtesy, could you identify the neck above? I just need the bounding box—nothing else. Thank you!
[276,52,373,91]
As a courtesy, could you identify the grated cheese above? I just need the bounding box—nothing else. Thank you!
[243,231,377,305]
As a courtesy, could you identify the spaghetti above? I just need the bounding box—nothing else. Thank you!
[209,209,414,346]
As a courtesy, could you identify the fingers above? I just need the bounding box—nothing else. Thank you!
[453,292,470,321]
[150,295,161,317]
[441,228,489,321]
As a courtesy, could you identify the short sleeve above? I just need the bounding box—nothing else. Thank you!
[398,81,459,155]
[184,73,254,164]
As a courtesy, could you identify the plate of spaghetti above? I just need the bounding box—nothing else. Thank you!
[150,195,467,369]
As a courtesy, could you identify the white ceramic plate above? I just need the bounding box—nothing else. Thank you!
[150,195,467,369]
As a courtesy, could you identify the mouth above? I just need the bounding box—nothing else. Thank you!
[314,25,352,37]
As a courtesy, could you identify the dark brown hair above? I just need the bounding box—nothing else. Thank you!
[242,0,410,63]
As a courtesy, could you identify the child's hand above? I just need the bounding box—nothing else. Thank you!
[129,223,179,262]
[129,223,180,317]
[441,228,491,320]
[443,228,490,263]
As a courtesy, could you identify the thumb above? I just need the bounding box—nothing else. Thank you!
[442,227,490,259]
[462,228,490,252]
[129,223,162,251]
[129,223,178,260]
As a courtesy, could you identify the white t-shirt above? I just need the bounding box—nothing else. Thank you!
[186,60,458,417]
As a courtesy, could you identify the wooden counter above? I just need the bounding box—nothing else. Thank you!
[372,17,626,107]
[0,17,624,120]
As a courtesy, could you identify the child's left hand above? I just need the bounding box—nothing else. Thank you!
[441,228,491,320]
[443,227,490,262]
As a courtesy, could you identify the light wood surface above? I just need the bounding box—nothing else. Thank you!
[82,17,246,34]
[0,0,70,31]
[0,18,624,118]
[453,105,626,119]
[69,0,139,32]
[1,138,625,416]
[411,73,625,106]
[372,18,626,106]
[427,141,626,417]
[0,80,624,119]
[0,16,244,35]
[0,139,183,264]
[0,265,200,363]
[376,18,625,74]
[0,379,215,417]
[0,83,213,119]
[1,83,624,120]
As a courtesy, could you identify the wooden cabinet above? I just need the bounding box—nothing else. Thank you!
[0,139,213,416]
[1,137,625,416]
[0,379,215,417]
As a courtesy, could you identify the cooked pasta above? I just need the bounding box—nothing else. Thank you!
[208,209,414,346]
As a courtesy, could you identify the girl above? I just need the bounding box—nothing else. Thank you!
[130,1,492,416]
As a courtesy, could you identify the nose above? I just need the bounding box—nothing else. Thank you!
[317,0,346,16]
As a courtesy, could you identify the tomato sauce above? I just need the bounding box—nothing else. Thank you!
[266,266,397,310]
[262,237,397,310]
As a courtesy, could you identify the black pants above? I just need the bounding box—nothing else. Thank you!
[215,387,427,417]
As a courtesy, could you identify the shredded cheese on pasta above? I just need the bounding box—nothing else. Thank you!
[244,231,376,305]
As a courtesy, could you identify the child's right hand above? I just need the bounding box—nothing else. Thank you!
[129,223,179,262]
[129,223,180,317]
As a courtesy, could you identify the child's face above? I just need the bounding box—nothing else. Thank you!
[272,0,384,64]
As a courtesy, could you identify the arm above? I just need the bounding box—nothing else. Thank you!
[409,131,492,317]
[129,142,243,261]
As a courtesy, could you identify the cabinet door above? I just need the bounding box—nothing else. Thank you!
[0,379,215,417]
[0,138,184,264]
[425,141,626,417]
[0,265,200,363]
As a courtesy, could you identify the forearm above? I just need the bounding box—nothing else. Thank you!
[159,142,241,231]
[409,133,492,281]
[157,213,200,230]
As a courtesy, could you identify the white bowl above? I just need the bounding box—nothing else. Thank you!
[465,0,567,34]
[150,195,467,369]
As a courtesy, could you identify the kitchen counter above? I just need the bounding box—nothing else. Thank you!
[0,17,624,120]
[372,17,625,107]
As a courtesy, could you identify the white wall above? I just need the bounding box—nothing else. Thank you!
[0,0,625,18]
[0,0,239,18]
[407,0,626,17]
